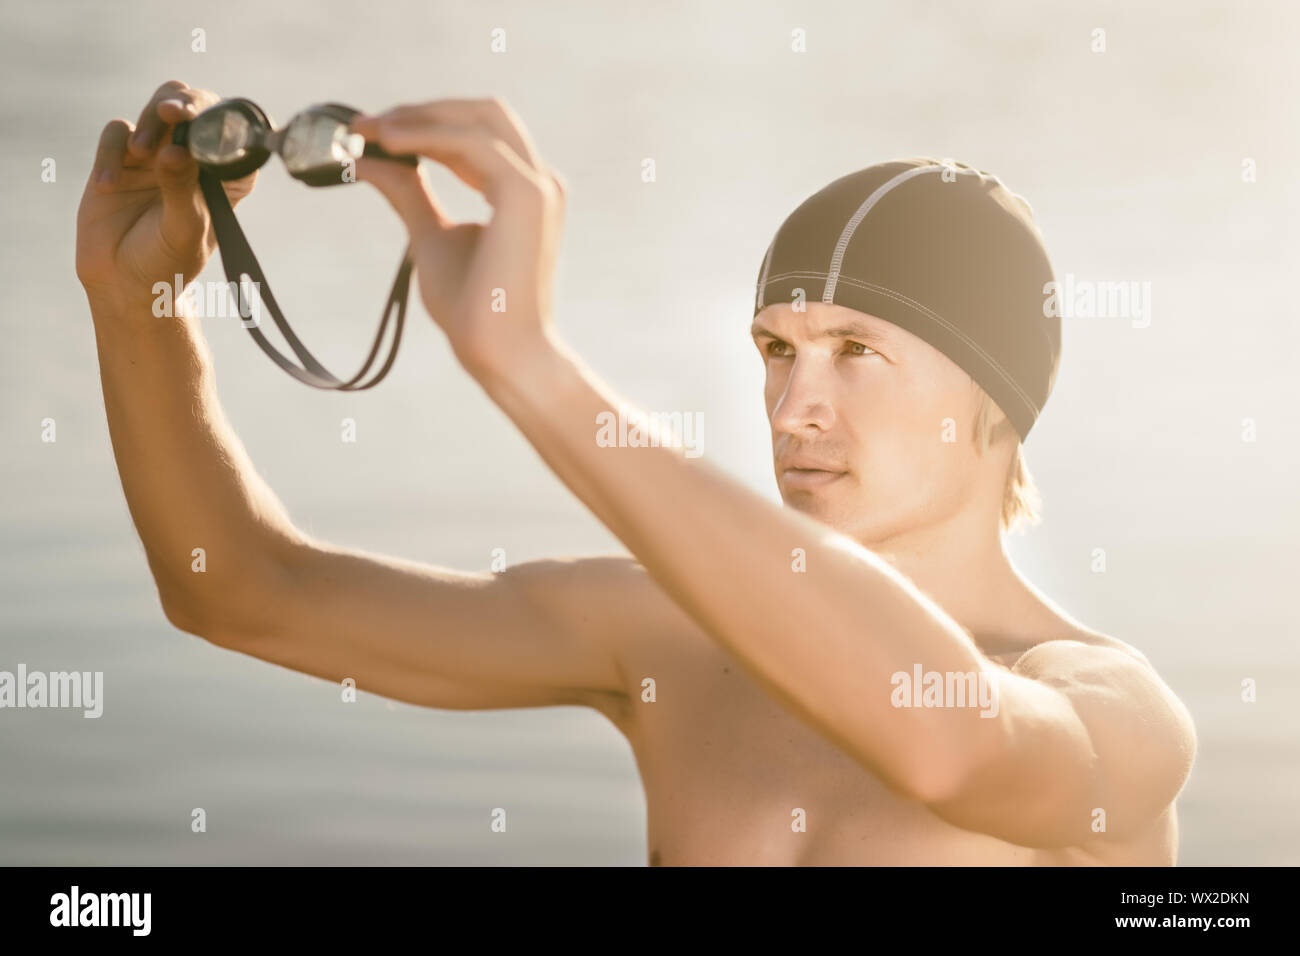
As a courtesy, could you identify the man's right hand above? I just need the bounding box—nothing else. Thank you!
[75,80,257,311]
[76,85,640,728]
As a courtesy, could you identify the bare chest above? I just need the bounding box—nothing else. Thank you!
[605,641,1079,866]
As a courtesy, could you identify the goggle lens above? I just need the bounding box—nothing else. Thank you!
[188,108,255,165]
[281,112,365,176]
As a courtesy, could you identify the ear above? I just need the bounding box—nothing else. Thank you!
[969,381,1013,451]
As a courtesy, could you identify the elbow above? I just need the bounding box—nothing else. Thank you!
[894,718,999,807]
[151,533,304,648]
[147,553,225,641]
[899,755,970,807]
[160,589,265,650]
[160,591,209,638]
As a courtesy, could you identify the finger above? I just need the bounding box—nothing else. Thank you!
[153,142,208,252]
[547,168,568,201]
[164,86,221,121]
[134,87,222,166]
[128,80,191,158]
[92,119,132,191]
[356,97,544,173]
[220,168,259,209]
[358,119,549,208]
[355,156,443,238]
[143,88,220,158]
[129,83,221,160]
[156,97,199,129]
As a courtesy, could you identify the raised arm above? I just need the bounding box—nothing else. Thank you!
[89,289,629,711]
[352,97,1197,847]
[76,82,632,715]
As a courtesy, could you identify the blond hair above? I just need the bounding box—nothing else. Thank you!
[972,388,1042,534]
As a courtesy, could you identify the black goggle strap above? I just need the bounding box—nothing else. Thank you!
[196,168,413,390]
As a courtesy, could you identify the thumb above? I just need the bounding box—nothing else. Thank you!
[154,143,208,254]
[356,156,444,239]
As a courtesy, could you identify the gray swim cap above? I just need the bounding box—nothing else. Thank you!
[754,158,1060,441]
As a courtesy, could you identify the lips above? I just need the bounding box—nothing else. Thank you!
[780,457,844,472]
[780,461,848,490]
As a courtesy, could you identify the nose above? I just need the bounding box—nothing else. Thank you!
[770,353,836,435]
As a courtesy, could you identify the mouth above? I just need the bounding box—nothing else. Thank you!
[780,467,848,491]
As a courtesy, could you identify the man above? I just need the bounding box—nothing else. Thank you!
[76,81,1196,865]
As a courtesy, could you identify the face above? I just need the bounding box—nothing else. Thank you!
[751,302,998,545]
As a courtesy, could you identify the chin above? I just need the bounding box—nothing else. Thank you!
[782,490,844,523]
[780,485,877,540]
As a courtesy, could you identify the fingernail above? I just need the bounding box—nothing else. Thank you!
[97,168,117,185]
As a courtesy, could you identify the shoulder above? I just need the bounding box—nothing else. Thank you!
[505,554,694,634]
[1007,628,1153,673]
[1008,630,1198,834]
[503,554,702,720]
[1008,628,1192,742]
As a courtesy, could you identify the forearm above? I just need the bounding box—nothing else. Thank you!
[474,335,999,799]
[89,292,302,631]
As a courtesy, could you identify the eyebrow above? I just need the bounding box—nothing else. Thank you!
[749,319,893,344]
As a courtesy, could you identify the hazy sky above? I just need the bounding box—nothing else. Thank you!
[2,0,1297,864]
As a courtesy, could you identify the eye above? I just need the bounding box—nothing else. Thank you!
[764,340,793,358]
[845,341,877,356]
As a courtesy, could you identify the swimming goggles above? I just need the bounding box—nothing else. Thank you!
[172,98,419,390]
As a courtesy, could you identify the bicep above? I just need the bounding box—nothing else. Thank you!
[197,542,637,712]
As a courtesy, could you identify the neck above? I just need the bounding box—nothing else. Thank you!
[863,504,1052,648]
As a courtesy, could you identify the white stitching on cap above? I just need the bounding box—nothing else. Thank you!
[755,269,1040,419]
[755,237,777,311]
[822,164,949,302]
[756,163,1042,423]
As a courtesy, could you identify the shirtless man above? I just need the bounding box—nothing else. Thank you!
[75,81,1197,866]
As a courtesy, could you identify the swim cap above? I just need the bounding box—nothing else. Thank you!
[754,158,1060,442]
